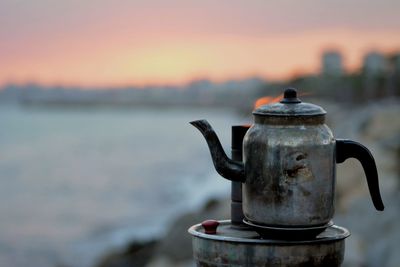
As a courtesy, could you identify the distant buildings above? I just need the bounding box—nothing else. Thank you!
[321,51,343,76]
[363,52,387,76]
[361,51,400,98]
[1,50,399,107]
[393,54,400,72]
[288,49,400,102]
[316,49,400,100]
[0,78,265,110]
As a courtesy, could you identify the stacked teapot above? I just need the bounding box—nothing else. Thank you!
[188,88,384,266]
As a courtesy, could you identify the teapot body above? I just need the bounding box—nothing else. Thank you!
[243,116,335,227]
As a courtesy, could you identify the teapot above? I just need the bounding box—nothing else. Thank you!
[191,88,384,230]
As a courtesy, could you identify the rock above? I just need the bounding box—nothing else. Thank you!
[361,104,400,143]
[95,240,158,267]
[341,234,364,267]
[94,197,230,267]
[149,198,230,264]
[337,190,400,267]
[146,256,194,267]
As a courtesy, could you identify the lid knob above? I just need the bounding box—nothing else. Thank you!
[201,220,219,234]
[280,88,301,104]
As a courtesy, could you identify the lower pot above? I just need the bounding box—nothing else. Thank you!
[188,220,350,267]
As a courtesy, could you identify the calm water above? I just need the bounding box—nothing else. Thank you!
[0,105,247,267]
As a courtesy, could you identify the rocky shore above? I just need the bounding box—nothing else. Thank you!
[95,99,400,267]
[95,198,230,267]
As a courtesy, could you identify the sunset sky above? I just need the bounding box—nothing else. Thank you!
[1,0,400,87]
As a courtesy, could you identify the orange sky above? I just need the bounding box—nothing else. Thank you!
[1,0,399,87]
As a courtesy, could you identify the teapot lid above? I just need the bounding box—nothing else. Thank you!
[253,88,326,117]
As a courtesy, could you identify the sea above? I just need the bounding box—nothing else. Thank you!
[0,104,248,267]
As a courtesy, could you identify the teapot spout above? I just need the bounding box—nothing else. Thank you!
[190,120,245,182]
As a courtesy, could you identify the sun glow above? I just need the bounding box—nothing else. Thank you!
[254,94,284,109]
[1,29,400,87]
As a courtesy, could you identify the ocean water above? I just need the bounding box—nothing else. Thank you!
[0,105,247,267]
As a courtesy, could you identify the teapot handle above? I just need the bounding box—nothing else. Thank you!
[336,139,384,211]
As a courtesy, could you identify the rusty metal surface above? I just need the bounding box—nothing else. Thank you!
[242,122,335,227]
[189,220,349,267]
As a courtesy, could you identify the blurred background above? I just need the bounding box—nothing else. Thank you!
[0,1,399,266]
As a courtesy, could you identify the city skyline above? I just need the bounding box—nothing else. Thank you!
[1,0,400,87]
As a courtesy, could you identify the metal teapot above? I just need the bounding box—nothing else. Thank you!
[191,88,384,230]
